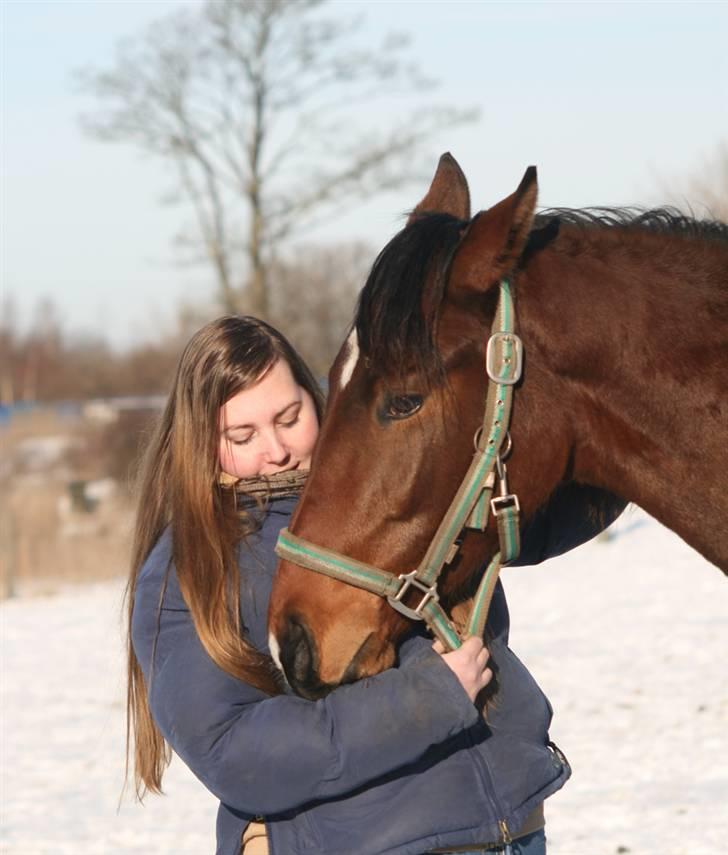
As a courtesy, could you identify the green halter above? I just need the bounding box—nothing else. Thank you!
[276,280,523,651]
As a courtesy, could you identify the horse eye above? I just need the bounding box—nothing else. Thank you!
[385,394,423,420]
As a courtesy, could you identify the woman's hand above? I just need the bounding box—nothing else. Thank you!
[433,636,492,703]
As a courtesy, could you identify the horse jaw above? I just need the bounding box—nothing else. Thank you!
[318,620,397,685]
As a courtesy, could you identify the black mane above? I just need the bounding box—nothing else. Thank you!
[354,205,727,383]
[355,213,466,383]
[534,206,728,243]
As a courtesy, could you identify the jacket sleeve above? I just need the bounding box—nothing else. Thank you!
[513,482,627,566]
[136,600,478,817]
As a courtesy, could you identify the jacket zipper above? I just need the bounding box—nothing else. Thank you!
[499,818,513,847]
[465,723,512,847]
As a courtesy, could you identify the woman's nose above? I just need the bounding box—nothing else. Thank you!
[265,430,290,464]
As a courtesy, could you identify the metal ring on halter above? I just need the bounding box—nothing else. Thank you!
[499,431,513,461]
[495,452,507,483]
[473,426,485,453]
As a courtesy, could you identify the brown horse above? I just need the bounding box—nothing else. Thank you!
[269,153,728,698]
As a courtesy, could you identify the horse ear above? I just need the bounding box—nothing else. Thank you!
[448,166,538,293]
[407,153,471,224]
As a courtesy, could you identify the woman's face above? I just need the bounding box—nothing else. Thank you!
[219,358,319,480]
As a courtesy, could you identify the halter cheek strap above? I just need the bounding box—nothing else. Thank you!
[275,280,523,651]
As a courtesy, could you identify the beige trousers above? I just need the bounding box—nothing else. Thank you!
[241,820,269,855]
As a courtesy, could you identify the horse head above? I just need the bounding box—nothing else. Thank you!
[269,155,581,698]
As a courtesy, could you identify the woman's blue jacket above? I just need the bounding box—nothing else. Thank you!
[132,486,623,855]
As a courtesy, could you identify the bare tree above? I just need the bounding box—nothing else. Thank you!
[268,241,373,374]
[78,0,476,316]
[0,292,187,403]
[0,295,20,405]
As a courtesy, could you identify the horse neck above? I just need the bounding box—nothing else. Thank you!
[518,227,728,569]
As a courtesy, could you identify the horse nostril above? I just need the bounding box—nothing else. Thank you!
[279,616,318,691]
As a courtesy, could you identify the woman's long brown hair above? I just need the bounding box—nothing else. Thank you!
[125,316,325,799]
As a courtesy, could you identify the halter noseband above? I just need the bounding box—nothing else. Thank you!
[275,280,523,651]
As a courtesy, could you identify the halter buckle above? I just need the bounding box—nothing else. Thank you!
[387,570,439,621]
[486,332,523,385]
[490,493,521,516]
[492,454,519,516]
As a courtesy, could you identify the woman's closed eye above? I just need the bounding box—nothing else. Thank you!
[228,412,299,445]
[276,401,302,430]
[278,414,300,429]
[231,432,255,446]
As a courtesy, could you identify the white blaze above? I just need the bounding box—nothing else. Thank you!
[268,632,284,675]
[339,328,359,389]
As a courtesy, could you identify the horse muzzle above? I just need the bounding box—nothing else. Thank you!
[269,611,397,699]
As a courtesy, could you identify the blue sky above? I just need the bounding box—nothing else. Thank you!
[2,1,727,349]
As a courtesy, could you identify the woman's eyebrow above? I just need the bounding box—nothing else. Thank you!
[223,400,300,432]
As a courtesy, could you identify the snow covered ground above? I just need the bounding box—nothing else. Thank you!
[504,510,727,855]
[1,509,726,855]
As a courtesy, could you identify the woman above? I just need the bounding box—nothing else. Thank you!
[129,316,621,855]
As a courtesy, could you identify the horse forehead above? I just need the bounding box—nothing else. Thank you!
[338,328,360,390]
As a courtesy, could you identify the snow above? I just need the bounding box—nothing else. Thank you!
[503,510,728,855]
[1,509,726,855]
[1,585,218,854]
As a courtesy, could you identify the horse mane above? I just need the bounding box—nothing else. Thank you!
[354,205,727,385]
[534,206,728,243]
[355,212,466,385]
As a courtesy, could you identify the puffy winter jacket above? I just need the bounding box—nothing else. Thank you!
[133,485,624,855]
